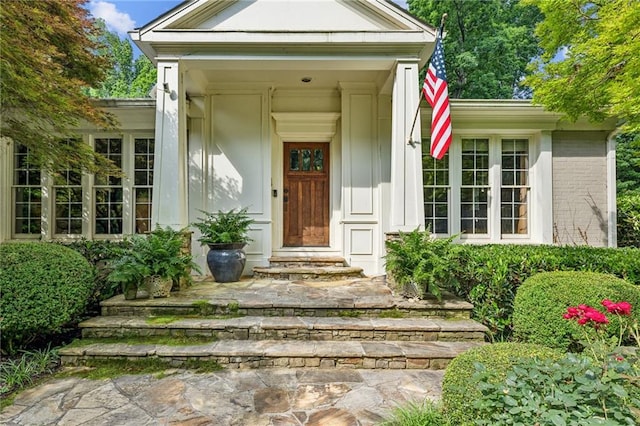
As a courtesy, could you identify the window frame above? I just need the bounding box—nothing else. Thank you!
[423,134,533,242]
[9,132,155,240]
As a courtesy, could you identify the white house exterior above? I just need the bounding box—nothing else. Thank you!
[0,0,618,277]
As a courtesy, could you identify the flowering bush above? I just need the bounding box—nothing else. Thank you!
[512,271,640,350]
[563,299,640,360]
[471,300,640,425]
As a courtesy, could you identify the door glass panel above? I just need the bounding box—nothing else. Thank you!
[314,149,323,171]
[302,149,311,171]
[290,150,299,171]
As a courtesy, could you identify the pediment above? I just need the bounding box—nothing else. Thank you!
[138,0,433,34]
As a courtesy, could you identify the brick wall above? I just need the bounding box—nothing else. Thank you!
[552,131,609,246]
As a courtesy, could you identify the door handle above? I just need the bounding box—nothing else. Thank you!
[283,196,288,202]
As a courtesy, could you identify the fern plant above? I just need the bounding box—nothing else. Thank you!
[107,226,199,289]
[192,208,254,245]
[384,229,459,301]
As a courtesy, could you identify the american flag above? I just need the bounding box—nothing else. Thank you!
[423,32,452,160]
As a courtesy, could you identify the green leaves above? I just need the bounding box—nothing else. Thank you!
[408,0,543,99]
[192,208,255,246]
[524,0,640,132]
[471,351,640,425]
[107,226,199,288]
[0,0,119,174]
[384,230,460,300]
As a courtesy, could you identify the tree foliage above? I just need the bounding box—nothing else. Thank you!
[88,20,157,99]
[523,0,640,132]
[407,0,543,99]
[0,0,119,175]
[617,132,640,196]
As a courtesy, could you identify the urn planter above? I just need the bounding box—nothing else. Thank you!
[206,243,246,283]
[192,208,254,283]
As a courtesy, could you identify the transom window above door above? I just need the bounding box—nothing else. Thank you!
[289,148,325,172]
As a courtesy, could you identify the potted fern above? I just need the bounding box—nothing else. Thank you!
[107,226,199,299]
[192,208,254,282]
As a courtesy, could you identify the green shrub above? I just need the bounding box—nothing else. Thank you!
[447,244,640,341]
[384,230,460,300]
[512,271,640,350]
[473,352,640,425]
[442,342,562,426]
[59,239,133,309]
[0,243,94,354]
[618,193,640,248]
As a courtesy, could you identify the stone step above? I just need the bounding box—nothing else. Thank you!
[267,256,348,267]
[59,340,485,370]
[79,316,488,342]
[252,266,365,281]
[100,293,473,319]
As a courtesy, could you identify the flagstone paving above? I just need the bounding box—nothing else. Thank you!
[1,368,444,425]
[3,276,485,424]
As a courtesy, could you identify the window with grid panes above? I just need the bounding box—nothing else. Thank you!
[501,139,529,235]
[423,151,449,234]
[133,137,154,234]
[460,138,489,235]
[94,138,124,234]
[13,145,41,235]
[53,169,83,235]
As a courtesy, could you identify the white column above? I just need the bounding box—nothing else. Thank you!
[606,130,618,247]
[532,131,553,244]
[152,61,188,230]
[389,60,424,231]
[0,139,12,242]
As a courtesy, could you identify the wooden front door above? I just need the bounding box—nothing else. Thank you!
[283,142,330,246]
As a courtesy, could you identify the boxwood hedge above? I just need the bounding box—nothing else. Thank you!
[0,242,94,354]
[513,271,640,350]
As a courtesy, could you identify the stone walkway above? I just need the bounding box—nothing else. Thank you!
[1,368,444,425]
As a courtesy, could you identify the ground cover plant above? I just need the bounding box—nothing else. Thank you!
[379,400,449,426]
[441,342,562,425]
[473,297,640,425]
[0,347,59,409]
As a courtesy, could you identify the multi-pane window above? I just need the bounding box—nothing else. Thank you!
[54,168,83,235]
[423,151,449,234]
[501,139,529,235]
[134,138,154,234]
[94,138,123,234]
[460,138,489,235]
[289,148,324,172]
[421,136,532,240]
[10,136,154,238]
[13,145,41,235]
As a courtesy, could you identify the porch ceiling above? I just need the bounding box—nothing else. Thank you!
[183,64,393,94]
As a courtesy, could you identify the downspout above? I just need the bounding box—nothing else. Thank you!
[606,129,619,247]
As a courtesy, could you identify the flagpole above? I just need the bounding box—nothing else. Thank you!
[406,13,448,147]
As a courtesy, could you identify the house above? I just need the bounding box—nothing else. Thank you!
[0,0,618,276]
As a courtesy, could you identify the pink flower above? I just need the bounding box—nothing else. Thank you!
[563,306,580,319]
[563,304,609,327]
[583,308,608,324]
[602,299,632,316]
